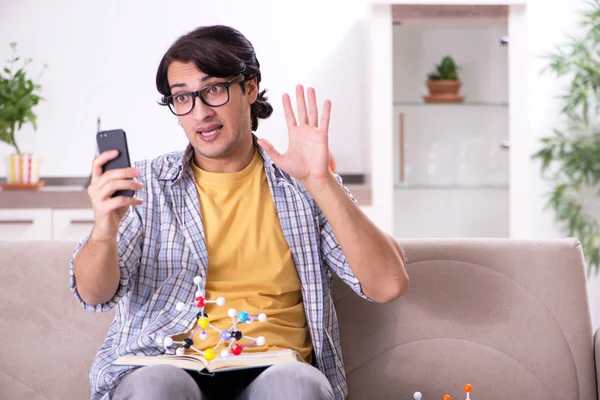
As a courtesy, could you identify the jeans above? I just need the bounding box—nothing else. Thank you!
[112,361,335,400]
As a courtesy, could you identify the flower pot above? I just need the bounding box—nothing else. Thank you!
[424,80,464,103]
[4,153,42,186]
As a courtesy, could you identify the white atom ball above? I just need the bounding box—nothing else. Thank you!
[163,337,174,347]
[176,348,185,356]
[228,308,237,318]
[193,276,202,285]
[200,332,208,340]
[221,349,230,358]
[257,336,266,346]
[216,297,226,306]
[258,313,267,322]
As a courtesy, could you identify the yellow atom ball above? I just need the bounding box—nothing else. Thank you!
[198,317,209,328]
[203,349,215,361]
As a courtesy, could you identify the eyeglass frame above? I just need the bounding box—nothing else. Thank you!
[162,73,248,116]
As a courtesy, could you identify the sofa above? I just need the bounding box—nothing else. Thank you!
[1,238,599,399]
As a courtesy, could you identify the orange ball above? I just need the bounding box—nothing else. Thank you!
[464,384,472,393]
[442,396,452,400]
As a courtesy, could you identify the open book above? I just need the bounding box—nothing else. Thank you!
[113,349,301,374]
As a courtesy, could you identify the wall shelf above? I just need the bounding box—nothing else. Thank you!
[395,184,508,190]
[392,5,509,23]
[394,101,509,107]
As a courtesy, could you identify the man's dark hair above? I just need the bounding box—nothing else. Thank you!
[156,25,273,131]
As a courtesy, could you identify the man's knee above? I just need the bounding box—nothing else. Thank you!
[243,362,334,400]
[113,364,201,400]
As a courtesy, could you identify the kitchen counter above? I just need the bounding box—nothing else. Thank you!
[0,185,92,209]
[0,183,372,209]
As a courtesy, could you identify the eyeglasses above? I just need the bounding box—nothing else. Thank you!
[162,74,246,116]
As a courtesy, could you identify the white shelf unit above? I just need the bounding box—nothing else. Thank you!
[369,3,520,238]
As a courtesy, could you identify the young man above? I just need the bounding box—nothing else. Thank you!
[71,25,408,400]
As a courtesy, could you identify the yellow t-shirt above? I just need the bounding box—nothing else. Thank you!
[172,149,313,363]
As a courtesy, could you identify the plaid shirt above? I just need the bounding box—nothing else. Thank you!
[70,140,372,400]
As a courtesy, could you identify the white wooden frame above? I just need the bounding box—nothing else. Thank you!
[368,1,528,236]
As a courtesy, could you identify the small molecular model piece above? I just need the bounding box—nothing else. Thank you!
[163,276,267,360]
[412,384,472,400]
[463,384,472,400]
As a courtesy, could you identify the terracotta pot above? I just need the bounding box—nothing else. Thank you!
[424,80,464,103]
[5,153,41,184]
[427,80,462,95]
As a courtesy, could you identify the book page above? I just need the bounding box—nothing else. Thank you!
[113,354,208,371]
[207,349,300,372]
[113,349,300,373]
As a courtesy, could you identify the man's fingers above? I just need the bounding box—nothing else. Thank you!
[307,87,319,128]
[256,138,284,164]
[320,99,332,135]
[296,85,308,125]
[282,93,297,130]
[101,195,143,213]
[98,179,143,201]
[91,150,119,181]
[96,167,140,189]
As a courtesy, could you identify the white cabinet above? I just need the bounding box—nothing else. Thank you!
[52,209,95,241]
[0,209,53,241]
[0,208,94,241]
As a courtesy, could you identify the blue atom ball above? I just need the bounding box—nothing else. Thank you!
[238,311,249,323]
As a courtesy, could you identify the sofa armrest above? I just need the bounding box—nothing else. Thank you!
[595,328,600,399]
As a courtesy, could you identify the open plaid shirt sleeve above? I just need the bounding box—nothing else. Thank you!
[317,174,373,302]
[69,204,144,313]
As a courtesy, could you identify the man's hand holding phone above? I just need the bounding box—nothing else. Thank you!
[73,129,141,307]
[87,150,143,242]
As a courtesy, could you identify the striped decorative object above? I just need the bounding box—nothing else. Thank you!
[5,153,41,184]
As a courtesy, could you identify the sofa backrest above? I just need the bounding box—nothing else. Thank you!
[333,238,596,400]
[1,239,596,400]
[0,241,113,400]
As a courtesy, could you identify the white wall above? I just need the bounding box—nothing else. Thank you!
[0,0,371,177]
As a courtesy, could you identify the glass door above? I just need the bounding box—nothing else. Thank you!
[391,5,510,238]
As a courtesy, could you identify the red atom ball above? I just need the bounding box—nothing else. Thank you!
[231,344,243,355]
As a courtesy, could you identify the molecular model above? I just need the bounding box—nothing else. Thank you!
[163,276,268,361]
[413,384,472,400]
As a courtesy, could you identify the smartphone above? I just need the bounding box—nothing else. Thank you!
[96,129,134,198]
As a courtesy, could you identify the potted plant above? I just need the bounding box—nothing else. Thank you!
[532,1,600,276]
[0,42,46,188]
[424,55,464,103]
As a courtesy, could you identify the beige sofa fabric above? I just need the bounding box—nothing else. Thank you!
[0,241,114,400]
[335,238,597,399]
[1,238,598,400]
